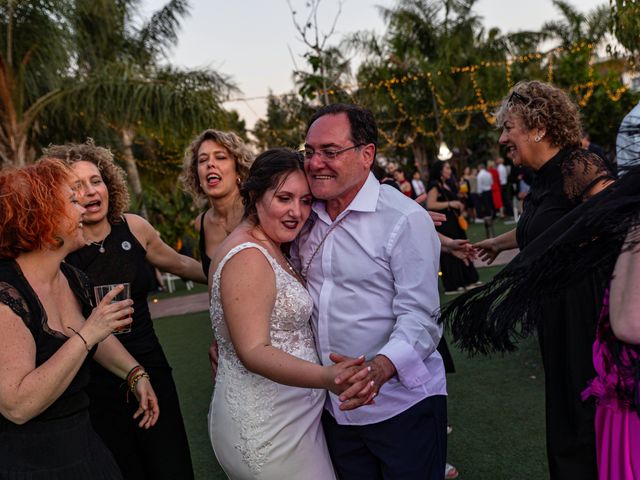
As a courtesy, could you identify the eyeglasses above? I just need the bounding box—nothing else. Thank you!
[507,90,530,105]
[303,144,365,161]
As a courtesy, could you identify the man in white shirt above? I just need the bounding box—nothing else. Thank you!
[496,156,511,216]
[476,163,494,218]
[292,103,447,479]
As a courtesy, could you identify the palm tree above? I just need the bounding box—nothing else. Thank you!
[349,0,509,170]
[47,0,236,199]
[0,0,73,167]
[1,0,235,205]
[541,0,611,48]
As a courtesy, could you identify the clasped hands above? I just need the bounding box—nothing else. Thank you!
[328,353,396,411]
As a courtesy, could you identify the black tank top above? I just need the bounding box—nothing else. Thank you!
[65,217,168,368]
[198,211,211,277]
[0,260,96,425]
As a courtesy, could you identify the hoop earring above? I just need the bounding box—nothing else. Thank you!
[236,177,241,185]
[534,135,542,143]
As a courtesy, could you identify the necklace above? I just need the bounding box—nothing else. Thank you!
[300,212,351,281]
[254,225,304,284]
[89,238,106,253]
[283,255,303,282]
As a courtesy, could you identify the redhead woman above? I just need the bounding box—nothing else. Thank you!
[0,159,158,479]
[45,141,205,480]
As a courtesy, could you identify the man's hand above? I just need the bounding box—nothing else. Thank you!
[330,353,396,411]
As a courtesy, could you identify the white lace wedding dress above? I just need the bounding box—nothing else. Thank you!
[208,242,336,480]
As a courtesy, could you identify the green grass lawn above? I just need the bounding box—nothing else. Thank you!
[155,308,547,480]
[154,221,547,480]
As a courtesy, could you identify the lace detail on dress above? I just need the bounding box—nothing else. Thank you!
[561,149,612,201]
[63,265,95,308]
[0,282,31,326]
[210,242,317,475]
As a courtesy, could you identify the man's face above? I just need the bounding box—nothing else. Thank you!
[304,112,373,204]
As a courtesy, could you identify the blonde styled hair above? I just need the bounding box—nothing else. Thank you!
[180,129,254,208]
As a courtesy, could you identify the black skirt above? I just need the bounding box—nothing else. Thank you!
[0,410,122,480]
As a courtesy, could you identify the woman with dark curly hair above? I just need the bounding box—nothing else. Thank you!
[445,80,615,479]
[0,158,159,479]
[180,129,254,280]
[45,141,205,480]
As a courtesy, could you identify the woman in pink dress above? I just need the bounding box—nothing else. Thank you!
[582,227,640,479]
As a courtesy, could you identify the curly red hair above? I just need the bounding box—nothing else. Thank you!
[0,158,76,259]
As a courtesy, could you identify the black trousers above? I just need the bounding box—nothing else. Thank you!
[88,366,194,480]
[322,395,447,480]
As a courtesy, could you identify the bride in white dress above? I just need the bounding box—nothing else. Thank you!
[207,149,373,479]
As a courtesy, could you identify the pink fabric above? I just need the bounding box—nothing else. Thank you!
[594,403,640,479]
[583,291,640,479]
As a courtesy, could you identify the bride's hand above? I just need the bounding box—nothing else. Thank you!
[331,353,397,411]
[322,354,366,395]
[326,353,378,410]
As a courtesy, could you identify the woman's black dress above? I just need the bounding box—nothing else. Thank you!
[516,148,613,479]
[428,181,479,291]
[65,218,194,480]
[0,260,122,480]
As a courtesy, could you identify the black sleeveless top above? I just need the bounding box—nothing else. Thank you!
[0,260,96,425]
[65,217,169,369]
[198,211,211,277]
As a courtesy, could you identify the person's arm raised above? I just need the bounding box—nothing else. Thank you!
[126,214,206,284]
[0,287,131,424]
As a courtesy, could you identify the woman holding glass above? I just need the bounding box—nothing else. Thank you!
[0,158,158,479]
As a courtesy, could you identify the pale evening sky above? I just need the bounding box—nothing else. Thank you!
[141,0,606,129]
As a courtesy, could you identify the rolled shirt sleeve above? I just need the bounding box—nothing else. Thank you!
[377,210,442,389]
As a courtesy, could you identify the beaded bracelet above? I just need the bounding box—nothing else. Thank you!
[129,371,150,393]
[126,365,144,387]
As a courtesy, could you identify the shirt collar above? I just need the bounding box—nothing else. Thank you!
[312,171,380,224]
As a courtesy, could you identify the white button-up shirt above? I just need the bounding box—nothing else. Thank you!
[497,164,508,186]
[477,168,493,193]
[291,172,446,425]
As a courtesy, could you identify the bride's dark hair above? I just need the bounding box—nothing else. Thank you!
[240,148,306,221]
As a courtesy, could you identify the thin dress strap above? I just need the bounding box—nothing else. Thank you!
[212,242,279,285]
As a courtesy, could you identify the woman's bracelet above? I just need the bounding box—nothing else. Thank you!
[129,371,150,393]
[68,326,90,352]
[126,365,143,385]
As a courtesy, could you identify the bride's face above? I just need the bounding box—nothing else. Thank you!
[256,170,313,245]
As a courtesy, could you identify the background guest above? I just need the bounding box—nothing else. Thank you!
[47,141,204,480]
[0,158,158,479]
[427,160,480,295]
[446,80,614,480]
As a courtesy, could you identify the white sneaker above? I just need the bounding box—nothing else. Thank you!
[445,463,459,479]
